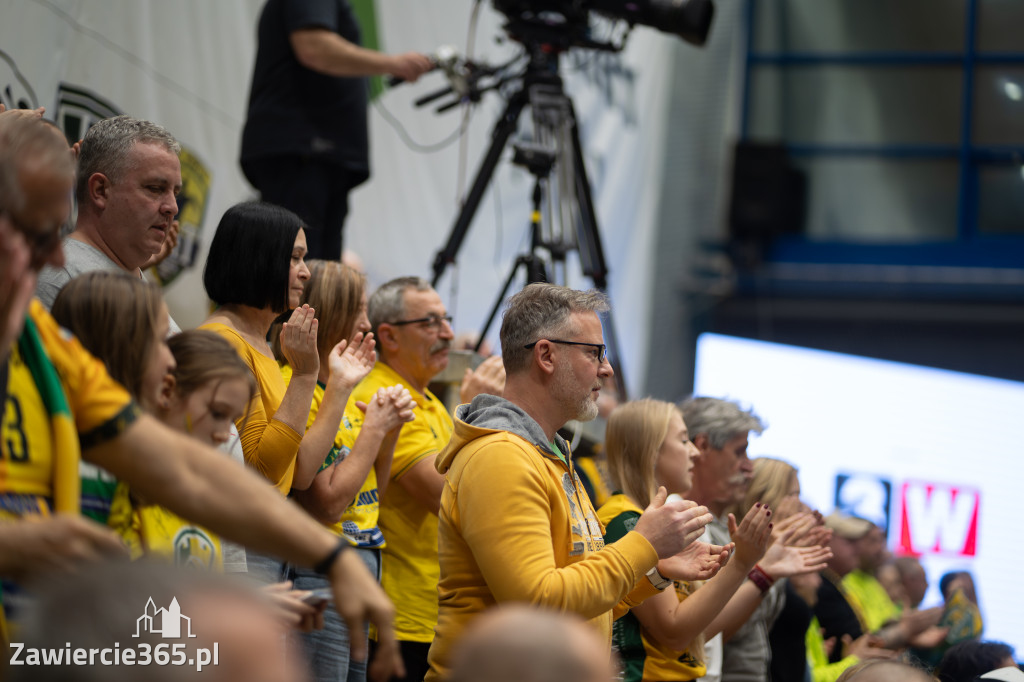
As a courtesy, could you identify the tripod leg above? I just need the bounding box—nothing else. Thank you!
[431,89,530,287]
[566,100,628,400]
[475,256,530,354]
[566,99,610,290]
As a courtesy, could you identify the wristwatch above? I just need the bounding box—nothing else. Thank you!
[645,565,672,590]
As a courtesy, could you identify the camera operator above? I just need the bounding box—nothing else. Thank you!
[240,0,432,260]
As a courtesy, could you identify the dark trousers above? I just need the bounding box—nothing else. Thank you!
[243,156,362,261]
[369,639,431,682]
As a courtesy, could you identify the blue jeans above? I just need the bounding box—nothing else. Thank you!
[243,549,287,584]
[291,546,380,682]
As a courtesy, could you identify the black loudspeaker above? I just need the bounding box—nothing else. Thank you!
[727,141,806,267]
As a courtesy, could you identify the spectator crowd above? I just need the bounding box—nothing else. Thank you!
[0,45,1018,682]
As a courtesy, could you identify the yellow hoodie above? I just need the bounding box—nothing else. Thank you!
[425,395,662,681]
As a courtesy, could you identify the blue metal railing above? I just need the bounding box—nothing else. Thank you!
[739,0,1024,269]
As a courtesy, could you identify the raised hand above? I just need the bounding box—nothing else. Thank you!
[385,384,416,425]
[142,218,180,269]
[328,331,376,390]
[459,354,506,404]
[364,384,415,433]
[908,626,950,649]
[280,304,320,377]
[770,511,813,545]
[823,634,837,659]
[728,503,774,570]
[758,539,832,579]
[0,104,45,122]
[634,487,713,559]
[843,633,896,661]
[773,494,805,520]
[772,511,833,550]
[659,540,733,581]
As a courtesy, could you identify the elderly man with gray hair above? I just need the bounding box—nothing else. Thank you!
[425,283,719,681]
[679,396,771,682]
[35,115,181,315]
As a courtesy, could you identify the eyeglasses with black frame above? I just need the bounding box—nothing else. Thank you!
[389,313,454,330]
[524,339,607,363]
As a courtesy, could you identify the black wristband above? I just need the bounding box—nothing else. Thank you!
[313,539,349,575]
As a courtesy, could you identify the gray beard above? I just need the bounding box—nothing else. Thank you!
[554,362,599,423]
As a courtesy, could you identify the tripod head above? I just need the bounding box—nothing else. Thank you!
[512,142,556,179]
[493,0,716,49]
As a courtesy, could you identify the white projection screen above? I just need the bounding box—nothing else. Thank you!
[694,332,1022,649]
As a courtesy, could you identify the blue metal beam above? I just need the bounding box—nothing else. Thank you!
[748,52,1024,66]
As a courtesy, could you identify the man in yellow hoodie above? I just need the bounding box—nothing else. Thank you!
[425,283,718,681]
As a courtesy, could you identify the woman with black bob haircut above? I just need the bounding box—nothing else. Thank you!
[200,202,360,525]
[204,201,301,312]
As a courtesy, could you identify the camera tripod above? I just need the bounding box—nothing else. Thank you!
[430,46,628,398]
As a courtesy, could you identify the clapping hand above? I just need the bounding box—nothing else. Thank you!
[459,355,506,404]
[659,540,734,581]
[362,384,415,433]
[758,526,832,579]
[728,502,774,571]
[328,331,376,391]
[280,305,320,377]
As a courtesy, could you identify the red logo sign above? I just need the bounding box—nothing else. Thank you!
[898,481,979,557]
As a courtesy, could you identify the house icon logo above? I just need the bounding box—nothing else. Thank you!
[133,597,197,639]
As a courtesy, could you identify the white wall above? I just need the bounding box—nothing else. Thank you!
[2,0,677,397]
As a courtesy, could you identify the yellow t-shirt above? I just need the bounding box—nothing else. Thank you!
[599,493,706,682]
[842,569,899,632]
[280,364,384,548]
[2,300,136,519]
[2,343,56,517]
[200,323,302,494]
[107,482,222,570]
[348,362,453,642]
[2,300,137,641]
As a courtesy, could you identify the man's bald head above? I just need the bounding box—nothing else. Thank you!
[449,605,615,682]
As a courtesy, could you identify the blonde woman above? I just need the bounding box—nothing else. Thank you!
[599,399,831,681]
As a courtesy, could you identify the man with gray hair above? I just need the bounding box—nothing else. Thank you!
[31,115,184,524]
[35,115,181,314]
[425,283,716,681]
[681,397,765,529]
[679,396,769,682]
[345,276,504,681]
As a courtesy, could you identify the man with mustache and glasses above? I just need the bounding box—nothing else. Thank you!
[345,276,504,682]
[679,396,769,682]
[424,284,719,681]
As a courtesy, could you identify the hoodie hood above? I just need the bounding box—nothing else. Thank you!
[435,394,568,474]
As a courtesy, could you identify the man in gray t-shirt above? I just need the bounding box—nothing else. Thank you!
[37,238,125,307]
[36,115,181,329]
